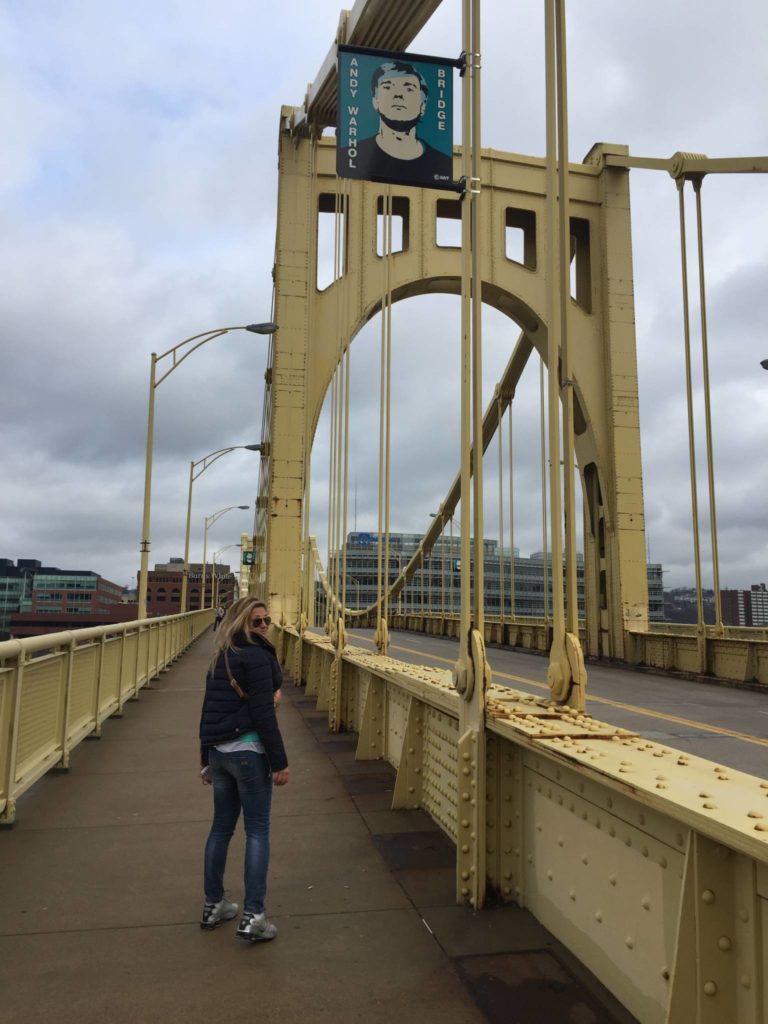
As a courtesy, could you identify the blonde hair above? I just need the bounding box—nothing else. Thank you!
[209,596,268,673]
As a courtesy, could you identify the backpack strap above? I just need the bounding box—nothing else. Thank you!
[224,651,247,699]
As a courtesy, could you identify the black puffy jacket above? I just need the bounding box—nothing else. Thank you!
[198,632,287,771]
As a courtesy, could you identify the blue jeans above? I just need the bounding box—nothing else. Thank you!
[203,748,273,914]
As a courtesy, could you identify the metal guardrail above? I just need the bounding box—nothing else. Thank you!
[279,626,768,1024]
[0,609,214,826]
[383,612,768,687]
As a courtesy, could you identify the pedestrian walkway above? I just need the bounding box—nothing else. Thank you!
[0,630,635,1024]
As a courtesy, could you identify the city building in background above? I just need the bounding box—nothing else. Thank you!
[320,533,665,622]
[2,557,133,639]
[0,558,37,636]
[721,583,768,626]
[141,558,236,616]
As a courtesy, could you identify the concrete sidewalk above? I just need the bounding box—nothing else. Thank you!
[0,631,634,1024]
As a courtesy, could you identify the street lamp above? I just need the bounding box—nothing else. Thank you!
[211,544,242,609]
[201,506,250,610]
[431,512,461,615]
[180,444,263,611]
[137,322,277,619]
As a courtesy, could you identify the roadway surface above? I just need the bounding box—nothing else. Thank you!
[346,628,768,779]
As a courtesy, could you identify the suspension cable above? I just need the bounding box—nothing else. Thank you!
[384,188,393,631]
[375,188,394,652]
[497,390,505,627]
[334,302,345,616]
[677,180,705,630]
[693,179,723,630]
[331,188,346,622]
[508,397,515,618]
[376,198,386,629]
[301,136,318,629]
[341,329,351,619]
[539,355,550,622]
[327,355,338,624]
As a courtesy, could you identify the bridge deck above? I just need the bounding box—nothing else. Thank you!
[0,630,636,1024]
[345,628,768,777]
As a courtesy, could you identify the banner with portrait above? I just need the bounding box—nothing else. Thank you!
[337,45,456,190]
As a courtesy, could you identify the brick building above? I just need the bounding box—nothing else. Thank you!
[2,558,133,639]
[142,558,236,615]
[721,584,768,627]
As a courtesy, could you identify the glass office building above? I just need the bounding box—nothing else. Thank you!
[322,532,664,622]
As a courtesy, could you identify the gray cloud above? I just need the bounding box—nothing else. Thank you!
[2,0,766,595]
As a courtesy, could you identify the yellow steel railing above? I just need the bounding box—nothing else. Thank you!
[280,625,768,1024]
[0,609,214,827]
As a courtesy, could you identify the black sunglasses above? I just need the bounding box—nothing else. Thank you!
[251,615,271,627]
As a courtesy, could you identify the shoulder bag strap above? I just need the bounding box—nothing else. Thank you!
[224,650,247,699]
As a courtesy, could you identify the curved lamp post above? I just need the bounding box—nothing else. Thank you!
[211,543,242,609]
[137,322,278,619]
[201,506,250,610]
[180,444,263,612]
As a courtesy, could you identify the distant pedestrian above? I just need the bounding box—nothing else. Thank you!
[198,597,287,942]
[213,604,224,631]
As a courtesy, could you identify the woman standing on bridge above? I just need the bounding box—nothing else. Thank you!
[198,597,288,942]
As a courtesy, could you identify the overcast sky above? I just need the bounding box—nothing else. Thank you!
[2,0,766,592]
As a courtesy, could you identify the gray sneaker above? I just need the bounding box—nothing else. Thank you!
[236,911,277,942]
[200,897,239,930]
